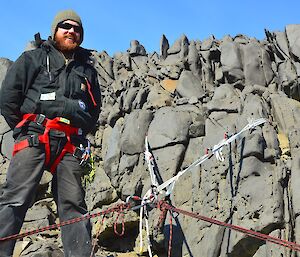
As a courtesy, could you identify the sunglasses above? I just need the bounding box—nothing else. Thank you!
[57,22,81,33]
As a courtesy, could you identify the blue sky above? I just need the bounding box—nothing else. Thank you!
[1,0,299,61]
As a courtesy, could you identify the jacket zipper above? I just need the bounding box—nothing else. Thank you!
[46,55,52,81]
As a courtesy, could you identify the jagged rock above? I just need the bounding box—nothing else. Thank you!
[145,84,173,109]
[0,115,13,160]
[20,241,63,257]
[252,230,287,257]
[113,52,132,78]
[0,58,13,90]
[118,153,145,198]
[91,200,140,252]
[242,84,267,97]
[21,201,56,240]
[265,29,289,61]
[285,24,300,60]
[13,241,31,257]
[131,86,149,109]
[176,70,205,99]
[206,83,240,113]
[220,39,244,83]
[160,34,169,60]
[201,35,216,51]
[103,118,123,188]
[179,34,189,59]
[188,40,201,77]
[152,144,186,185]
[168,35,184,55]
[160,79,177,93]
[175,104,206,138]
[120,110,153,155]
[277,59,299,100]
[289,129,300,233]
[241,39,274,86]
[270,94,300,134]
[92,51,114,84]
[238,93,269,129]
[120,87,139,112]
[181,137,204,169]
[225,157,284,256]
[160,64,182,79]
[85,164,118,209]
[147,106,191,148]
[128,40,147,56]
[131,56,149,77]
[163,34,189,66]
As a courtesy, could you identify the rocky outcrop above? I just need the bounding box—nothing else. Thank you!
[1,24,300,256]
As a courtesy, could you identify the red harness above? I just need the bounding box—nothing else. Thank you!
[13,114,82,173]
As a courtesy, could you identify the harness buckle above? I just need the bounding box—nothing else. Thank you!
[73,147,84,159]
[28,135,39,147]
[35,114,46,125]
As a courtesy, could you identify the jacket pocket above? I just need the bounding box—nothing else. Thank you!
[72,70,97,108]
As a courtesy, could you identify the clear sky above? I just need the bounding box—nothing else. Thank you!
[1,0,299,61]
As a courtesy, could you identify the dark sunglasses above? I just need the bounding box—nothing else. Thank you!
[57,22,81,33]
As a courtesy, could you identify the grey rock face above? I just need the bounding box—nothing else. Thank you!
[3,24,300,257]
[160,34,169,60]
[286,24,300,60]
[0,58,13,91]
[241,40,274,86]
[120,110,153,155]
[220,40,244,82]
[176,70,206,99]
[128,40,147,56]
[147,106,191,148]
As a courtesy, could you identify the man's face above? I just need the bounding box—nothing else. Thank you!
[54,20,81,52]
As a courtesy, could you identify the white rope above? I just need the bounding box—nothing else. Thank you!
[145,136,159,188]
[139,188,154,257]
[155,117,267,196]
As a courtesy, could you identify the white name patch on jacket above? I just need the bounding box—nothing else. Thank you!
[40,92,56,101]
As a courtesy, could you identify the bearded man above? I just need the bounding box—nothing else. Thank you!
[0,10,101,257]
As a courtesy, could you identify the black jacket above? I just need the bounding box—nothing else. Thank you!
[0,40,101,136]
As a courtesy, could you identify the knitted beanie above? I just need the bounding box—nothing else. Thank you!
[51,10,83,44]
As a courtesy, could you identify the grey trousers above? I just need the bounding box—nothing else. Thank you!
[0,142,93,257]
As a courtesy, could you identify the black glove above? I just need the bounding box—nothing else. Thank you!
[62,97,92,128]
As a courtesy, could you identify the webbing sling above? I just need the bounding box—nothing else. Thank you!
[13,113,82,173]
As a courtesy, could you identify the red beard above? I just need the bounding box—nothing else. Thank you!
[55,33,79,53]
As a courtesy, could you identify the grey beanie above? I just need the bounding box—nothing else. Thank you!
[51,10,83,44]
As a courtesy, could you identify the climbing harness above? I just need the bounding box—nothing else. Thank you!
[12,113,91,173]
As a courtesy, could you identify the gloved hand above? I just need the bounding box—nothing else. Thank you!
[62,97,92,128]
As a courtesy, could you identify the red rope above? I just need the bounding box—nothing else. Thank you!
[2,198,300,254]
[114,205,125,236]
[168,210,173,257]
[0,203,130,242]
[159,201,300,252]
[90,214,106,257]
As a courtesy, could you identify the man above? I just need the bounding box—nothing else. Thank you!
[0,10,101,257]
